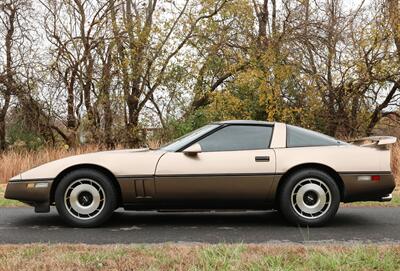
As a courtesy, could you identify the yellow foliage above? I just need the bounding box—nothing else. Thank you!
[205,91,252,121]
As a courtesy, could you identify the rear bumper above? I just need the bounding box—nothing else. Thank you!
[340,172,396,202]
[5,180,53,212]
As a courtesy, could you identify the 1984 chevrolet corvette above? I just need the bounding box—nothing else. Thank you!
[5,120,396,227]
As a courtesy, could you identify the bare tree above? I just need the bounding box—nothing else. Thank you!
[40,0,115,147]
[0,0,37,150]
[365,0,400,134]
[110,0,230,146]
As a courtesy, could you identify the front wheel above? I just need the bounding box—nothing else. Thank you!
[55,169,118,227]
[279,169,340,226]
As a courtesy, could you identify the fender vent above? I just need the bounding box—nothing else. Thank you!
[134,179,155,198]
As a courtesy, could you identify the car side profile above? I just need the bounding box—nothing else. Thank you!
[5,120,396,227]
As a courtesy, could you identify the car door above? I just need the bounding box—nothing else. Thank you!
[154,124,277,207]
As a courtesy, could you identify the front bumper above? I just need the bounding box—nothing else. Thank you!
[5,180,53,212]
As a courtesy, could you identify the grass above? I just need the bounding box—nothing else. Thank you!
[342,193,400,207]
[341,190,400,207]
[0,244,400,271]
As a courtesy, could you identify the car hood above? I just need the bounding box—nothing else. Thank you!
[11,148,167,181]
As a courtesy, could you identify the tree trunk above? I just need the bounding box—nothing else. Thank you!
[387,0,400,61]
[366,83,400,135]
[254,0,269,49]
[126,105,142,148]
[66,68,77,129]
[99,47,114,149]
[325,0,338,136]
[0,114,7,151]
[0,3,16,151]
[103,96,113,149]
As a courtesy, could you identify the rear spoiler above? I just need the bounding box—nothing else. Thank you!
[349,136,397,149]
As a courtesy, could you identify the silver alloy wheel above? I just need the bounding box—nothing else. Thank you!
[64,179,105,220]
[290,178,331,219]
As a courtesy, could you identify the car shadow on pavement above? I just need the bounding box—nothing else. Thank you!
[8,208,374,229]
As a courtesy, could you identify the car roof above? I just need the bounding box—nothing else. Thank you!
[214,120,276,126]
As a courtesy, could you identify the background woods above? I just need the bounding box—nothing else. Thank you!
[0,0,400,151]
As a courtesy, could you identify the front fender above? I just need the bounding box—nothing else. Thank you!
[15,149,166,181]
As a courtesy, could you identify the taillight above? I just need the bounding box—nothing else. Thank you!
[371,175,381,182]
[357,175,381,182]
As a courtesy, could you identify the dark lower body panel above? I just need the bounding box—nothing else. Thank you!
[5,175,280,213]
[339,172,396,202]
[5,180,53,212]
[4,171,396,213]
[117,174,280,211]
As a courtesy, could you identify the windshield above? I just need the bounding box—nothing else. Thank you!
[161,124,220,152]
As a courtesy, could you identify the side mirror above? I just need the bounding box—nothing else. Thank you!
[183,143,202,155]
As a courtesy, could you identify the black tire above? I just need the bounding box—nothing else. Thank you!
[278,168,340,227]
[55,169,118,227]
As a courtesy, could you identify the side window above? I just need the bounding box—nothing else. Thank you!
[287,125,341,147]
[196,125,272,152]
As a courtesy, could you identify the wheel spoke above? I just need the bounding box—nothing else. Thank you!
[291,177,332,219]
[64,178,106,220]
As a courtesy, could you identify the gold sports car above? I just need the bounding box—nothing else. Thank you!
[5,120,396,227]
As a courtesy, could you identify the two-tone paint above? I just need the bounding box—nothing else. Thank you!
[5,120,396,212]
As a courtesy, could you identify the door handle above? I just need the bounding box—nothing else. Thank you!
[255,156,270,162]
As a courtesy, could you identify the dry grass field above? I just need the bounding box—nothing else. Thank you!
[1,142,399,186]
[392,142,400,187]
[0,145,101,184]
[0,244,400,271]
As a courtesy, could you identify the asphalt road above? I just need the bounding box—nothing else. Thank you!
[0,207,399,244]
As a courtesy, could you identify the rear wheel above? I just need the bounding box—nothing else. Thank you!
[279,169,340,226]
[55,169,117,227]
